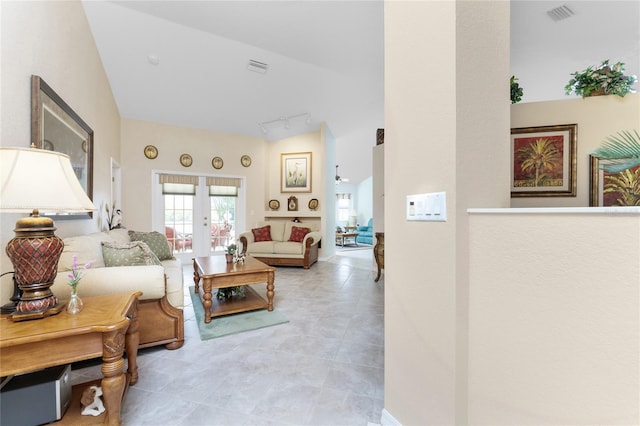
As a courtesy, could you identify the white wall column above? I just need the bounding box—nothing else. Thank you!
[383,1,509,424]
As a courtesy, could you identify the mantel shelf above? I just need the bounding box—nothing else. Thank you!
[263,211,321,218]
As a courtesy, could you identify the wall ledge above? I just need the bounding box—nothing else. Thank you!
[468,207,640,215]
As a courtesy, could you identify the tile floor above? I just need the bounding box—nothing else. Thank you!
[71,247,385,425]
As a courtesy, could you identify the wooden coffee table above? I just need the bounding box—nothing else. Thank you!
[0,291,141,426]
[336,232,359,247]
[193,255,275,324]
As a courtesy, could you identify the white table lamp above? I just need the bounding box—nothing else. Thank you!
[0,147,95,320]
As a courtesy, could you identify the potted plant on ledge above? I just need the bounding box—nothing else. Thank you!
[510,75,523,104]
[225,243,237,263]
[565,60,637,98]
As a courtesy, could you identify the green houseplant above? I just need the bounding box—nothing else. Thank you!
[565,60,637,98]
[510,76,523,104]
[217,243,246,299]
[225,243,237,263]
[592,130,640,173]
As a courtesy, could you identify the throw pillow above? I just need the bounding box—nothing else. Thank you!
[128,230,174,260]
[252,225,272,242]
[101,241,162,267]
[288,226,310,243]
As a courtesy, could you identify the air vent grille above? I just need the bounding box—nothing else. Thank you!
[547,5,575,21]
[247,60,268,74]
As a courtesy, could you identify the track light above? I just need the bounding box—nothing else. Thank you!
[258,113,311,135]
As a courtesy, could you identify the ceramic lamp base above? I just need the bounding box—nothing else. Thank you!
[5,211,64,321]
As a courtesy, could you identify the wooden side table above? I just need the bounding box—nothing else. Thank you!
[0,291,142,425]
[374,232,384,282]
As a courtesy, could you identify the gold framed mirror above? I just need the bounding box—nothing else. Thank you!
[31,75,94,219]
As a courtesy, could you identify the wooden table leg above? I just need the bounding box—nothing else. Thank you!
[101,329,127,426]
[124,301,139,385]
[203,279,213,323]
[193,260,201,294]
[266,271,275,311]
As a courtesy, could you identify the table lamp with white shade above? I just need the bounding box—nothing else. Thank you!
[0,147,96,321]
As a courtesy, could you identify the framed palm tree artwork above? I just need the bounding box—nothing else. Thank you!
[510,124,577,197]
[589,130,640,207]
[589,156,640,206]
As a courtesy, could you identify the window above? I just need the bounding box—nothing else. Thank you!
[337,193,351,222]
[163,183,195,253]
[207,177,241,252]
[154,173,245,260]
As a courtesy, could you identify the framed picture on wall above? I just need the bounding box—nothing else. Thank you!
[510,124,577,197]
[281,152,312,193]
[589,155,640,206]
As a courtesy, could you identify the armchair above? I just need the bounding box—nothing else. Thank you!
[356,218,374,245]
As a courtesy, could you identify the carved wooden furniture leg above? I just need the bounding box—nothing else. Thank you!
[101,330,127,426]
[374,232,384,282]
[124,300,140,385]
[203,278,213,323]
[193,259,201,294]
[266,271,275,311]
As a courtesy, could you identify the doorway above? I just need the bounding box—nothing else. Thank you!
[151,172,245,263]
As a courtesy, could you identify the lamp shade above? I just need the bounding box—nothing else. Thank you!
[0,147,95,213]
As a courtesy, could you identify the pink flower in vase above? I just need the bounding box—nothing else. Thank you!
[67,254,95,292]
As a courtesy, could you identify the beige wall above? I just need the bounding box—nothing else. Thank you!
[267,129,331,258]
[267,131,325,219]
[120,119,332,258]
[385,2,638,424]
[384,1,509,424]
[0,0,120,302]
[119,118,267,233]
[468,209,640,424]
[511,93,640,207]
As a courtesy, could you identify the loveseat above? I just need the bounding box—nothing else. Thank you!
[356,218,374,245]
[239,220,321,269]
[50,228,184,350]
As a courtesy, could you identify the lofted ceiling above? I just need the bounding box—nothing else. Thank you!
[82,1,639,185]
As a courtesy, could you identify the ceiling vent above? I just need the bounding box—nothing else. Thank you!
[247,60,268,74]
[546,5,575,22]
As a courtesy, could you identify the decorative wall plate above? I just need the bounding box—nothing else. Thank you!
[308,198,319,210]
[268,199,280,210]
[212,156,223,169]
[180,153,193,167]
[288,196,298,211]
[241,155,252,167]
[144,145,158,159]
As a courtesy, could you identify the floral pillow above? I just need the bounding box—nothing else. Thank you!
[288,226,310,243]
[252,225,272,242]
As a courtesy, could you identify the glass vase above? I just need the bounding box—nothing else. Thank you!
[66,289,83,314]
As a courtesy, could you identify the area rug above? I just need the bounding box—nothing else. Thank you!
[189,286,289,340]
[336,245,373,252]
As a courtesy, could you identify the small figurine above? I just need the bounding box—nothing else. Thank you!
[80,385,105,416]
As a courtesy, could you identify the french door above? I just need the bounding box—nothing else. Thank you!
[152,173,245,263]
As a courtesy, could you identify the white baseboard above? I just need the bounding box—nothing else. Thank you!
[381,408,402,426]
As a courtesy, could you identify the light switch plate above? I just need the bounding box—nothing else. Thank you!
[406,192,447,222]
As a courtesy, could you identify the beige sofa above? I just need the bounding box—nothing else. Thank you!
[50,228,184,350]
[239,220,321,269]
